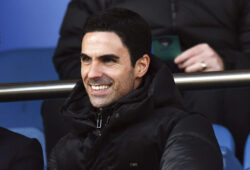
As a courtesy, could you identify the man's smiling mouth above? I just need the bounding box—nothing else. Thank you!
[91,85,110,91]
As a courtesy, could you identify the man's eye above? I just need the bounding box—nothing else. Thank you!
[81,56,91,63]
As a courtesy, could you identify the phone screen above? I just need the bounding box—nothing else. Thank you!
[152,35,182,61]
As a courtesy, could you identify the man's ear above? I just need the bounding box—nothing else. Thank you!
[134,54,150,78]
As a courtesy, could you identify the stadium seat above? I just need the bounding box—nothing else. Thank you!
[0,48,59,169]
[0,0,69,168]
[212,124,243,170]
[213,124,235,153]
[244,134,250,170]
[0,48,58,83]
[220,146,243,170]
[0,0,69,52]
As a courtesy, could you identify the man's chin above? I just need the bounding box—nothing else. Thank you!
[90,99,112,108]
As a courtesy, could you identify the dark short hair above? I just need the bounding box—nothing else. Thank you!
[83,8,152,66]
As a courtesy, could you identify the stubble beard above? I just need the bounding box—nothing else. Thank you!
[88,69,135,108]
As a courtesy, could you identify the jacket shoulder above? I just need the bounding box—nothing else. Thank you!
[0,127,44,170]
[160,115,223,170]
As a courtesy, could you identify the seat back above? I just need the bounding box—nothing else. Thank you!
[220,147,243,170]
[0,48,58,83]
[212,124,244,170]
[244,134,250,170]
[0,0,70,168]
[213,124,235,154]
[0,0,69,52]
[0,48,59,169]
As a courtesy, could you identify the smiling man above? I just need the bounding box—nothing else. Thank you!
[48,8,222,170]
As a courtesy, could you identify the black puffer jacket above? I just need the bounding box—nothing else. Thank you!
[53,0,250,79]
[48,56,222,170]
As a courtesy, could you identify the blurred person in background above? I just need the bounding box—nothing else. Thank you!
[0,127,43,170]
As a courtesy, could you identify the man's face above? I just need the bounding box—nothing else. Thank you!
[81,32,139,108]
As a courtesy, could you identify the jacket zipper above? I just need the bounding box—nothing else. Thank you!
[170,0,177,31]
[96,112,102,129]
[96,111,103,137]
[96,109,112,137]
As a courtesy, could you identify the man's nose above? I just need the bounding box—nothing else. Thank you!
[87,62,103,78]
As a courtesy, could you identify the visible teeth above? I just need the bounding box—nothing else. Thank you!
[91,85,109,90]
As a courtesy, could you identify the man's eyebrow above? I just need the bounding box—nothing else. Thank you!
[99,54,119,60]
[80,53,120,61]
